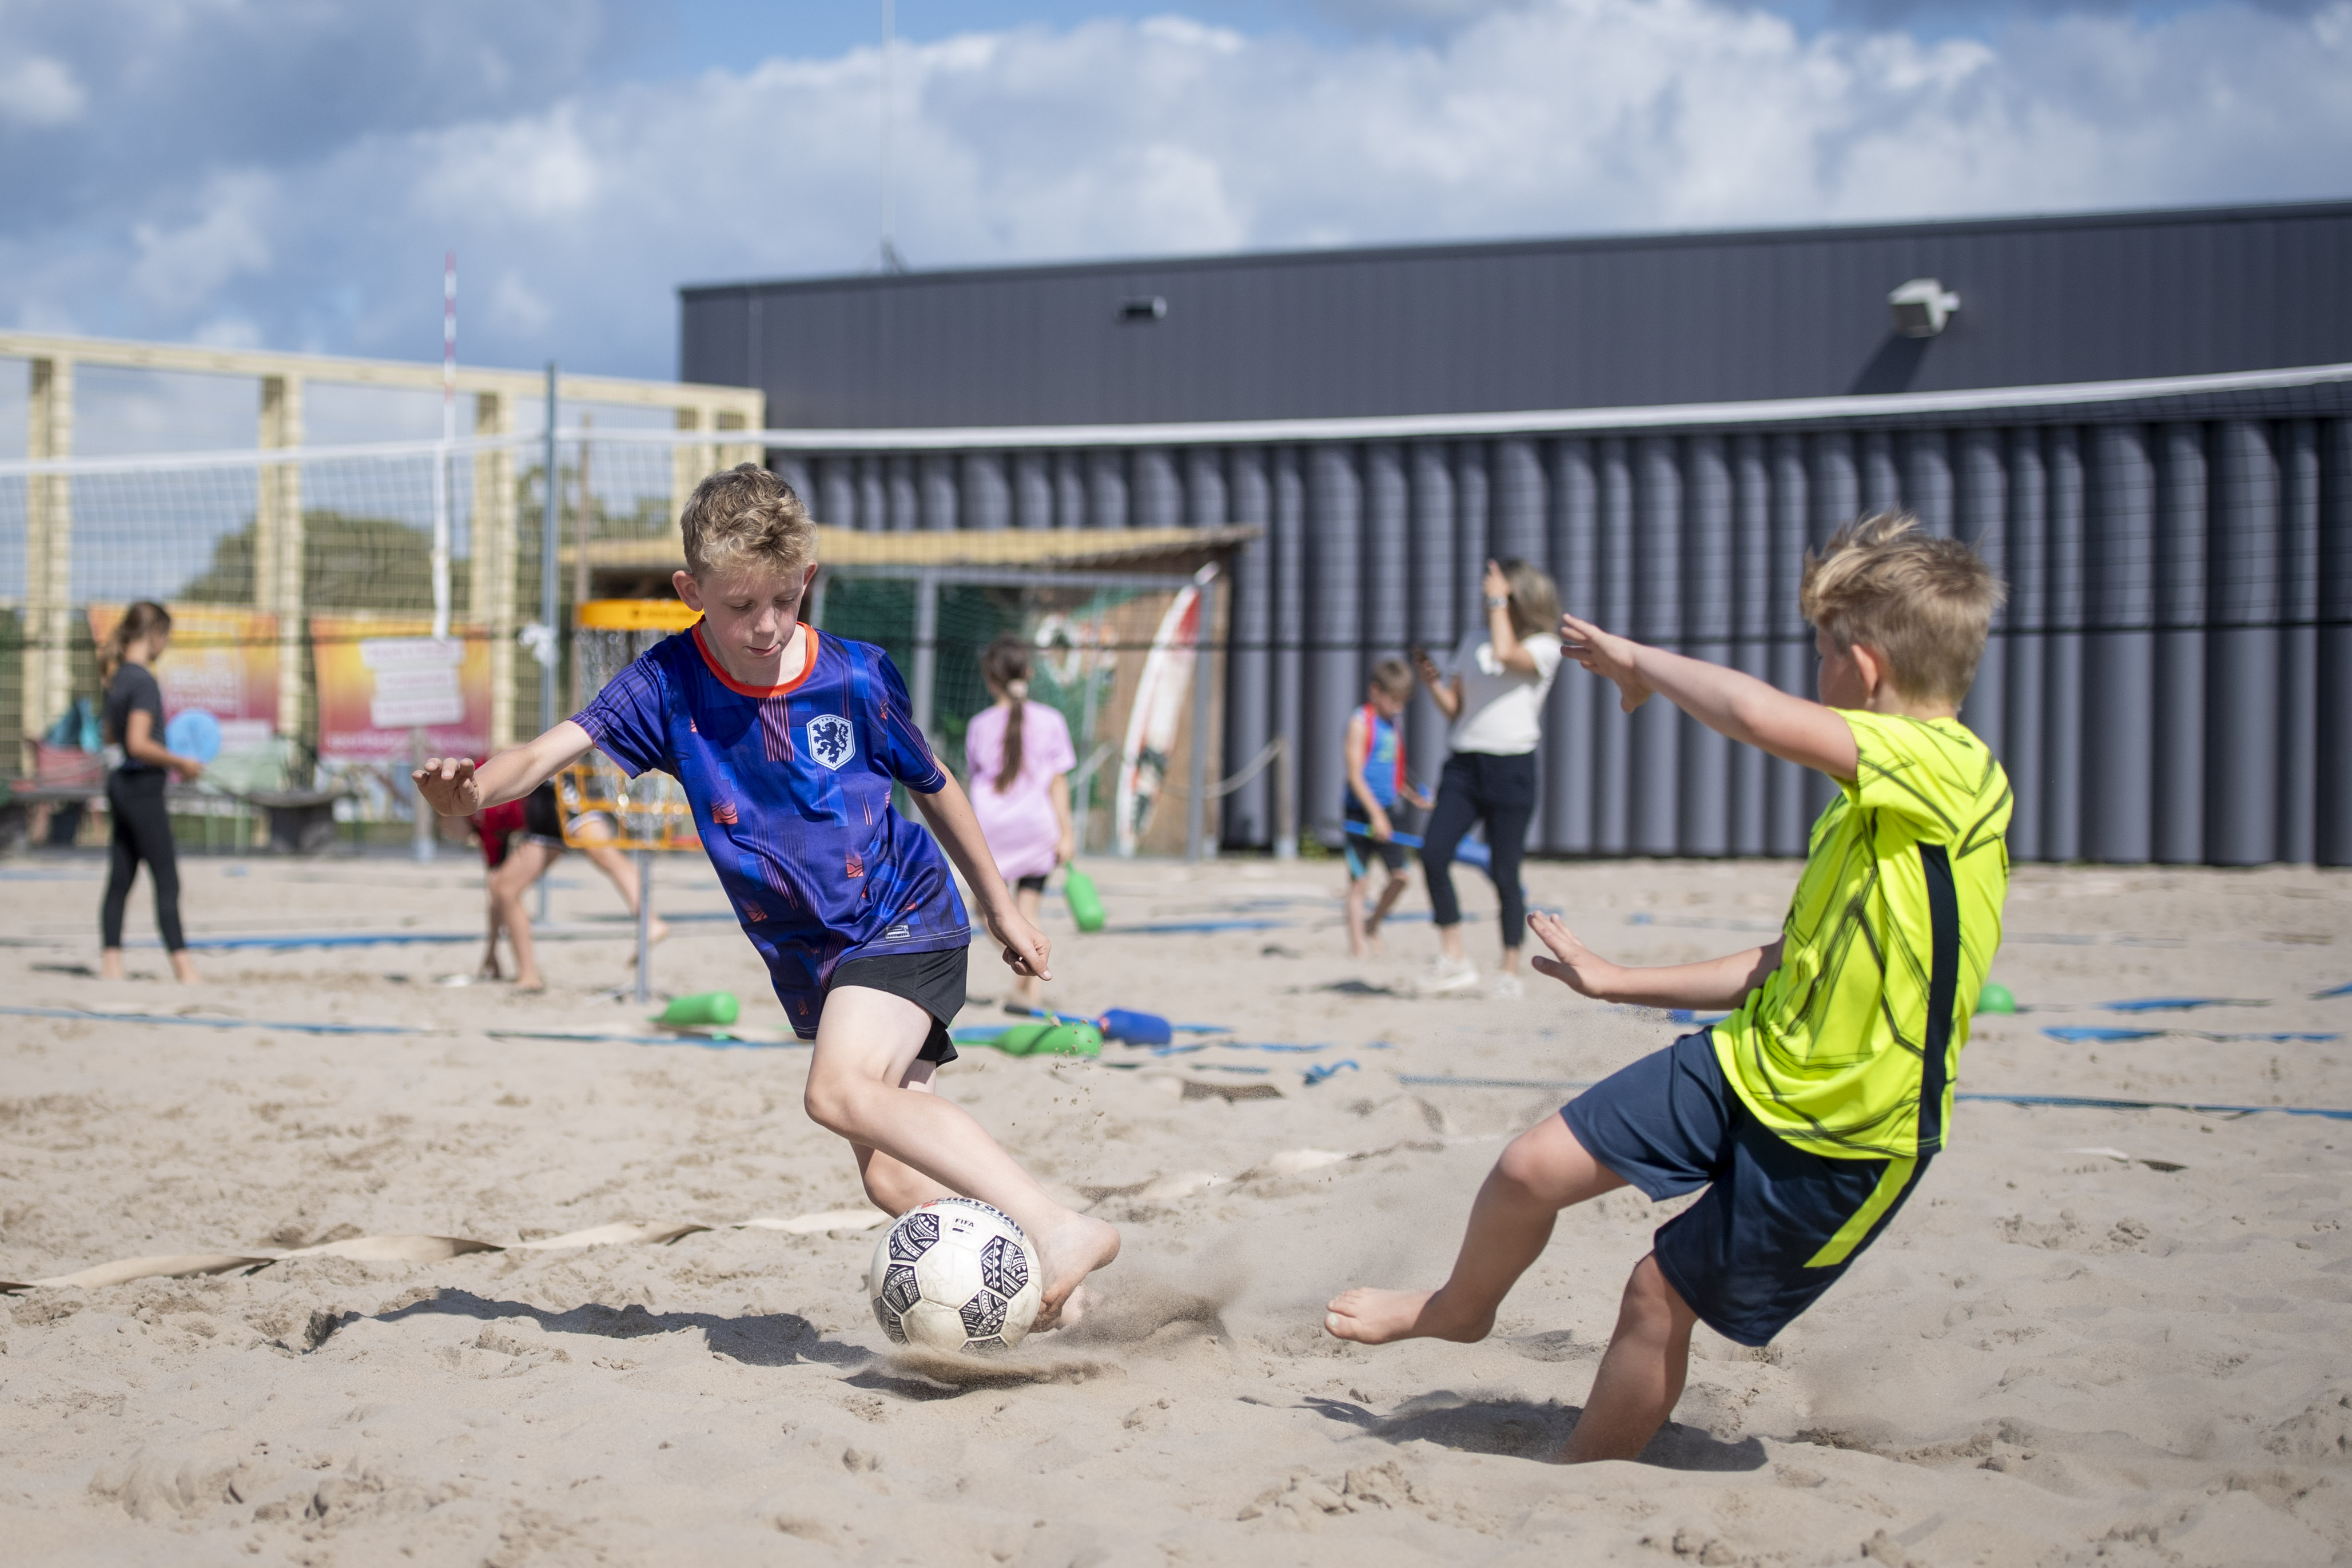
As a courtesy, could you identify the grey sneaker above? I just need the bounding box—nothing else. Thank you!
[1415,956,1480,995]
[1489,973,1525,1001]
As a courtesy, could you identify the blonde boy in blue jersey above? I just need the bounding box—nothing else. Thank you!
[415,465,1119,1328]
[1328,512,2009,1462]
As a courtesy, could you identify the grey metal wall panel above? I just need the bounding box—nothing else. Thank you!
[2084,424,2154,862]
[1408,443,1456,809]
[1682,434,1733,855]
[2002,429,2049,861]
[921,453,958,532]
[2207,419,2281,865]
[773,455,813,508]
[1272,447,1306,851]
[1548,439,1598,853]
[1014,451,1052,530]
[1087,449,1128,530]
[2281,421,2322,865]
[1134,447,1181,530]
[2154,424,2207,863]
[782,379,2341,866]
[1594,439,1635,854]
[2044,429,2087,860]
[1766,434,1812,855]
[1224,446,1273,847]
[1633,436,1682,854]
[688,202,2352,428]
[2319,420,2352,867]
[1306,444,1363,839]
[1953,427,2005,784]
[1728,435,1772,857]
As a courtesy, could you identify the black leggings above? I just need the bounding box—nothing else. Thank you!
[1420,750,1535,947]
[101,770,185,952]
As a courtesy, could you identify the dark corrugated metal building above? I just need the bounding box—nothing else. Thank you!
[679,201,2352,867]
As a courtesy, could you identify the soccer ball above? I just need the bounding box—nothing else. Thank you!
[869,1198,1044,1354]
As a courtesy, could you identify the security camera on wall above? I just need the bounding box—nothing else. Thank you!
[1888,278,1961,337]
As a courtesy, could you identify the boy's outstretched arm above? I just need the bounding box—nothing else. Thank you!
[1528,910,1782,1011]
[909,773,1053,982]
[1559,612,1857,782]
[414,721,596,817]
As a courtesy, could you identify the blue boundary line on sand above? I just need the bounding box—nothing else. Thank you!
[1394,1073,2352,1121]
[0,1004,432,1037]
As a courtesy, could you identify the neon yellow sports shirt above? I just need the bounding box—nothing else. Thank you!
[1711,712,2012,1161]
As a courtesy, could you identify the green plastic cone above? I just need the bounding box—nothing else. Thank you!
[656,990,740,1027]
[1976,982,2015,1016]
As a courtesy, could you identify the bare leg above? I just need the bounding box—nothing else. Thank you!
[1561,1255,1700,1463]
[1345,870,1375,959]
[1366,870,1411,949]
[1438,922,1468,962]
[488,841,557,992]
[806,985,1119,1328]
[579,838,670,945]
[1011,885,1044,1008]
[851,1061,958,1215]
[1326,1113,1626,1344]
[100,948,125,980]
[169,949,201,984]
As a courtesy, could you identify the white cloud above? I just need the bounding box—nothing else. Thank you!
[2,0,2348,381]
[128,172,276,313]
[0,54,85,125]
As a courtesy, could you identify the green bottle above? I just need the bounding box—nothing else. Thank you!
[1062,865,1107,933]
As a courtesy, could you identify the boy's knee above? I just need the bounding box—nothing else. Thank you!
[1622,1255,1696,1332]
[802,1074,866,1137]
[1494,1121,1569,1196]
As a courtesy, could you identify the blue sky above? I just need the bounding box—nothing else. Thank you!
[1,0,2346,417]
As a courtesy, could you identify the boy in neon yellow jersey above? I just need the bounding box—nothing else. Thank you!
[1327,511,2009,1463]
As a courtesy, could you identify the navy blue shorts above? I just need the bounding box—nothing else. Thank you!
[1562,1032,1930,1346]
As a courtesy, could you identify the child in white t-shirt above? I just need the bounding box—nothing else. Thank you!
[965,636,1077,1014]
[1410,558,1563,998]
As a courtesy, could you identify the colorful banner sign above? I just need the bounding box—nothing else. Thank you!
[86,604,280,750]
[311,616,491,763]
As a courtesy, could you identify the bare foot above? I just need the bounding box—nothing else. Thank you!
[1029,1213,1121,1332]
[515,975,547,994]
[1323,1286,1494,1346]
[169,952,202,984]
[99,949,126,981]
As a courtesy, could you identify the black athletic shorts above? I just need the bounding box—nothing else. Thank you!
[1562,1030,1931,1346]
[1014,873,1049,894]
[827,944,968,1064]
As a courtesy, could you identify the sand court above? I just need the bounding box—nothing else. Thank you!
[2,852,2348,1565]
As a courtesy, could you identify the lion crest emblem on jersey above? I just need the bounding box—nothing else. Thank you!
[805,714,857,770]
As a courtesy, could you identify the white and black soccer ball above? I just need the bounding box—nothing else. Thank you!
[869,1197,1044,1354]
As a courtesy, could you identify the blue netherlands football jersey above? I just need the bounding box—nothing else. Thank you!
[572,622,969,1037]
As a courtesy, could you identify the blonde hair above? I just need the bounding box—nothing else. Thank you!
[1369,658,1413,699]
[1499,560,1561,641]
[1800,511,2005,703]
[679,463,816,579]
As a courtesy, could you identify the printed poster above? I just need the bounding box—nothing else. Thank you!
[310,615,492,763]
[86,603,280,750]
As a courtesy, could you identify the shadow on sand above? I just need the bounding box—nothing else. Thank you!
[373,1288,872,1370]
[1302,1390,1768,1471]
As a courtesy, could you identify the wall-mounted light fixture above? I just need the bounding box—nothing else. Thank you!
[1119,296,1168,322]
[1888,278,1961,337]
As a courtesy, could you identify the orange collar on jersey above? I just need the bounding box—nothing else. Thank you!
[692,621,821,699]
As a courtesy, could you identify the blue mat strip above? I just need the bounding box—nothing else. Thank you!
[485,1029,806,1049]
[0,1004,429,1036]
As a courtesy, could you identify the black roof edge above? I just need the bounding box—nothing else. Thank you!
[678,197,2352,301]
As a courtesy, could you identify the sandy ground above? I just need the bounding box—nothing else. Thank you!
[2,845,2349,1567]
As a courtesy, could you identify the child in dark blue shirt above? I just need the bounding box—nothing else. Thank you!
[416,464,1119,1328]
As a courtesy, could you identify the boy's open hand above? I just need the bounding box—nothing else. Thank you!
[1527,910,1618,1000]
[412,756,482,818]
[1559,613,1653,713]
[990,906,1053,981]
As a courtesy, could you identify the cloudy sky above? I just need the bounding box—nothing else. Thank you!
[2,0,2348,393]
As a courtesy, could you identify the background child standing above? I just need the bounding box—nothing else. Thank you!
[1339,658,1431,960]
[965,635,1077,1015]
